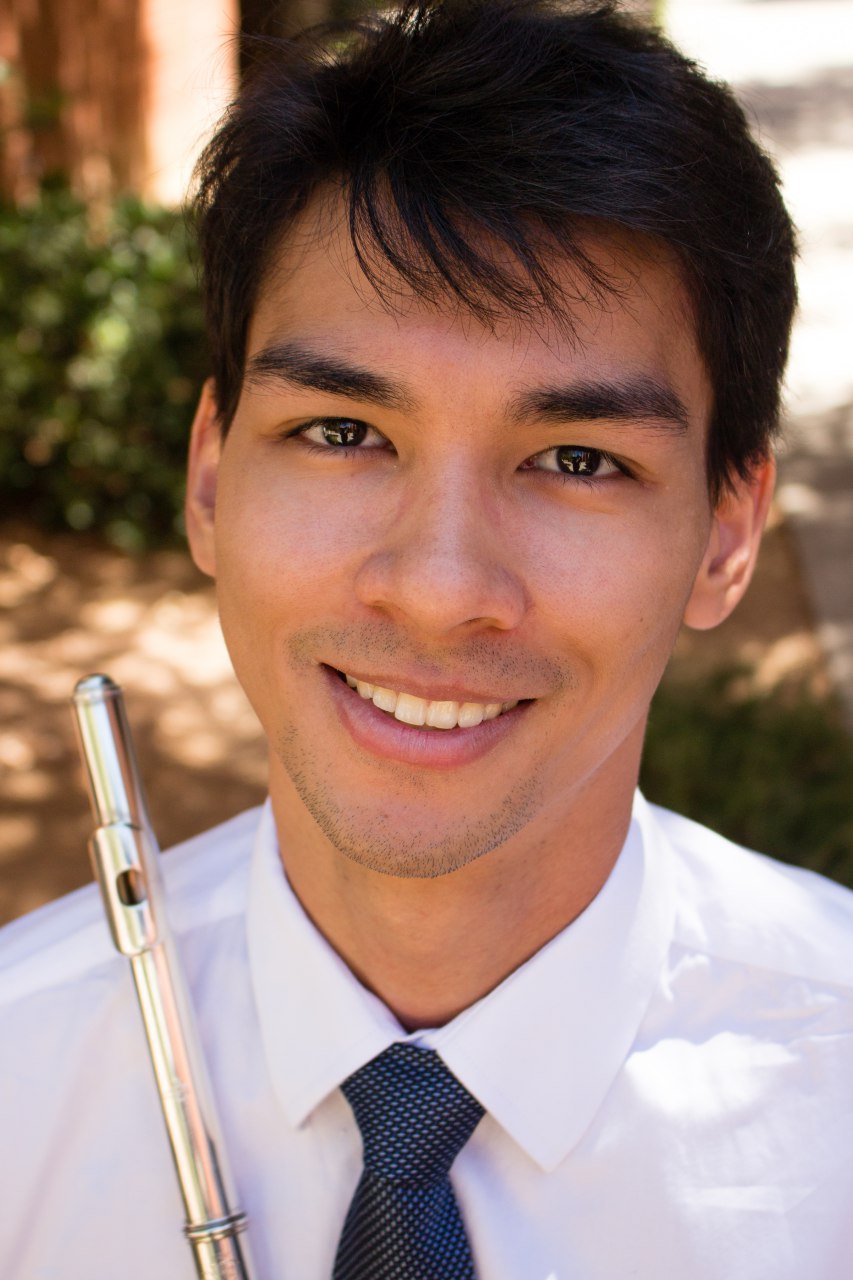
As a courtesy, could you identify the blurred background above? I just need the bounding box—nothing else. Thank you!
[1,0,852,925]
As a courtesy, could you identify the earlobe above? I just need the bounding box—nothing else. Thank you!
[185,379,223,579]
[683,457,775,632]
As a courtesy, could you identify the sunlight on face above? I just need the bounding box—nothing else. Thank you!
[187,198,741,881]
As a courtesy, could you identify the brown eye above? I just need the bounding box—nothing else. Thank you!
[521,444,620,478]
[556,447,602,475]
[320,419,368,447]
[297,417,387,452]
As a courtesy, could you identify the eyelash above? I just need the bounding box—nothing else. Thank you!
[284,418,633,482]
[520,446,632,485]
[283,418,384,458]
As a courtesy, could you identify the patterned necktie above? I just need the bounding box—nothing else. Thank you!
[333,1042,485,1280]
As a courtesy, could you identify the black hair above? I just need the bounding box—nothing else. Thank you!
[193,0,796,498]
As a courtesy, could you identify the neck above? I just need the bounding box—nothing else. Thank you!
[269,759,638,1031]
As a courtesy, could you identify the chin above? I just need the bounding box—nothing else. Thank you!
[278,735,542,880]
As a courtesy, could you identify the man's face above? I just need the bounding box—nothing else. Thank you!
[187,202,766,879]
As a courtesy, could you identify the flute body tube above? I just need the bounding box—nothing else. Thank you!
[72,675,255,1280]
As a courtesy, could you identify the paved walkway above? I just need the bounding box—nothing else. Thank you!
[667,0,853,728]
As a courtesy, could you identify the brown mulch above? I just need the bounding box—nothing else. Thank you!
[0,509,827,926]
[0,524,266,925]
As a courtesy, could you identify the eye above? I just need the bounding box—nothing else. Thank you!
[298,418,386,449]
[521,446,623,478]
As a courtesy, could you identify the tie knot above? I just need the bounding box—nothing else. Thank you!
[341,1043,484,1186]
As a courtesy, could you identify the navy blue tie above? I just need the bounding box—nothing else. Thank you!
[333,1042,485,1280]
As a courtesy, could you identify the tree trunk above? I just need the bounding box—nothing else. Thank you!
[0,0,147,204]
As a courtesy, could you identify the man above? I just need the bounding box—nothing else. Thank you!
[2,1,851,1276]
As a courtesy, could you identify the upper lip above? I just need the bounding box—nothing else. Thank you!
[326,664,532,706]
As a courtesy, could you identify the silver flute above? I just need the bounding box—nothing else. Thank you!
[72,674,255,1280]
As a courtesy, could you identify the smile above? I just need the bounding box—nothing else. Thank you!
[339,671,520,730]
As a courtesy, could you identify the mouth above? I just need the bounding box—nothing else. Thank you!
[330,667,523,730]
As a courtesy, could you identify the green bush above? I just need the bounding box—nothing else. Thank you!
[642,669,853,889]
[0,190,206,550]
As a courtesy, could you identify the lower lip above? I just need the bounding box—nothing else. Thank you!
[324,668,529,769]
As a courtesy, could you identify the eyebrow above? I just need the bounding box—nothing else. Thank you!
[246,340,690,434]
[245,341,413,411]
[510,376,690,434]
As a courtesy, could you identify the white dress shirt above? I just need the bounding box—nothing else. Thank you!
[1,793,852,1279]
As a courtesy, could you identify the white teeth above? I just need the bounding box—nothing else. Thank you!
[425,700,459,729]
[342,671,520,730]
[371,686,398,713]
[394,692,427,726]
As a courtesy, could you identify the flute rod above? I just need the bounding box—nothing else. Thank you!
[72,674,255,1280]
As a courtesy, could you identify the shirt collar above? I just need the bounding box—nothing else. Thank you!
[247,792,675,1172]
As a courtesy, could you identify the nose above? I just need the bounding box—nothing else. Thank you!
[353,468,527,636]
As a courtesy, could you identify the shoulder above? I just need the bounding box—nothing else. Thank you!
[648,801,853,991]
[0,804,263,1007]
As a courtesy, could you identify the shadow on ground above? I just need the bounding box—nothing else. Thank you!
[0,527,267,924]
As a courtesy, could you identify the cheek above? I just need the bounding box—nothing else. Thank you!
[523,499,710,673]
[212,461,372,659]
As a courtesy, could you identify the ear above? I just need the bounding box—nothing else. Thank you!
[185,379,223,578]
[683,456,776,631]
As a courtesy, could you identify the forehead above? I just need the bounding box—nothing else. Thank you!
[247,196,710,422]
